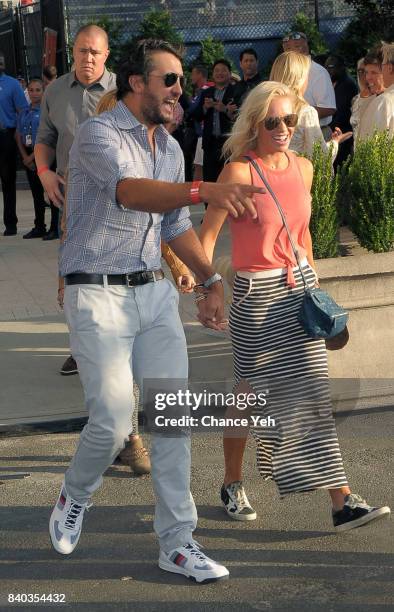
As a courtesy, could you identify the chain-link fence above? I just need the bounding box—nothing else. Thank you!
[63,0,355,70]
[64,0,355,34]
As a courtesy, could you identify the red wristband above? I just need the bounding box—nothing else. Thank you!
[37,165,50,176]
[190,180,203,205]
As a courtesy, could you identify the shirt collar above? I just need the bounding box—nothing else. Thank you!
[68,67,113,90]
[113,101,169,143]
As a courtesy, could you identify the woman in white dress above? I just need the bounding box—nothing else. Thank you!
[270,51,351,159]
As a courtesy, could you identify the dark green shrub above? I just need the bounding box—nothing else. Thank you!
[346,132,394,252]
[306,143,340,259]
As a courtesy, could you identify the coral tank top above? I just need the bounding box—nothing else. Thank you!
[228,150,311,287]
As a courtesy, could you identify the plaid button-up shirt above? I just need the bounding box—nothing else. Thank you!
[60,101,191,276]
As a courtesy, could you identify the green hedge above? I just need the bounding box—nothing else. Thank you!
[344,132,394,253]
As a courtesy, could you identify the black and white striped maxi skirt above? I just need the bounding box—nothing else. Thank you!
[229,262,348,496]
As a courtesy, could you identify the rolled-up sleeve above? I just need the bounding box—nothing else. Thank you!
[161,151,191,242]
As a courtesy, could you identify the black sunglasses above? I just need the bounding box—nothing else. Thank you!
[150,72,185,89]
[264,114,298,131]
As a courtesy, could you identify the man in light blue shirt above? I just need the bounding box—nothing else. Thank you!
[0,51,29,235]
[50,38,261,584]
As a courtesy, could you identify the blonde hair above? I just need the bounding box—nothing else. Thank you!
[269,51,310,113]
[382,42,394,66]
[95,89,117,114]
[223,81,296,161]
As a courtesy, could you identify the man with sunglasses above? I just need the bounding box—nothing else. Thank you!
[49,38,263,583]
[282,31,336,139]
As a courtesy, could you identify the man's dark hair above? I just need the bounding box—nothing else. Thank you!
[74,23,109,47]
[192,64,208,79]
[239,48,258,62]
[325,54,345,67]
[116,38,184,100]
[43,65,57,80]
[212,58,231,72]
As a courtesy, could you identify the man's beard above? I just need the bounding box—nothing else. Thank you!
[142,90,173,126]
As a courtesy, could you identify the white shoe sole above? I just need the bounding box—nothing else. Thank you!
[158,558,229,583]
[222,502,257,521]
[334,506,391,532]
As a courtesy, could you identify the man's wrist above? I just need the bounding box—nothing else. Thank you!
[194,272,223,291]
[190,180,203,204]
[37,165,50,176]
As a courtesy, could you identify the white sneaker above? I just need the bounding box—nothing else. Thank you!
[159,540,229,583]
[49,483,91,555]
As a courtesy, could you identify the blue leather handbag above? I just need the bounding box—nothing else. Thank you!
[245,156,349,340]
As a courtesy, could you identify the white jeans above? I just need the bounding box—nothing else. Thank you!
[63,277,197,551]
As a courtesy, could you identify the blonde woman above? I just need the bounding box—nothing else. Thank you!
[200,81,390,530]
[270,51,351,158]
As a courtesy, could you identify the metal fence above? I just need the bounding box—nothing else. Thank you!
[0,0,67,79]
[64,0,355,33]
[63,0,355,69]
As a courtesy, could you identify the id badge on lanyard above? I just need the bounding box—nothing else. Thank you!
[25,134,32,147]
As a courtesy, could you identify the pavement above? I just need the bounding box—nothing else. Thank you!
[0,192,393,611]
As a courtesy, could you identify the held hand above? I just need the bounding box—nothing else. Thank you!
[177,274,195,293]
[199,182,265,219]
[196,284,228,331]
[39,170,65,208]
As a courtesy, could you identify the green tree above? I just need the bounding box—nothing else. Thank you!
[306,143,340,259]
[192,37,228,73]
[345,132,394,253]
[119,9,184,64]
[290,12,329,57]
[136,9,183,47]
[336,1,393,67]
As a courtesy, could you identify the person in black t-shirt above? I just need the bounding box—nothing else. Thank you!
[325,55,358,168]
[232,48,262,108]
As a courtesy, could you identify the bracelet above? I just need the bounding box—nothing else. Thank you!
[190,180,203,205]
[37,165,50,176]
[195,294,207,303]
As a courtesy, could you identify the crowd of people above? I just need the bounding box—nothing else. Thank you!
[0,25,393,584]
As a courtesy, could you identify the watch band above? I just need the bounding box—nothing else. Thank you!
[203,272,222,289]
[190,180,203,204]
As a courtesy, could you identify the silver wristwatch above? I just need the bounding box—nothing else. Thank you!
[202,272,223,289]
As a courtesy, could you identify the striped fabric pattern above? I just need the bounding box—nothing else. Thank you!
[229,263,348,497]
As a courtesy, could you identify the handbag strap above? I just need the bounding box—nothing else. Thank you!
[244,155,310,290]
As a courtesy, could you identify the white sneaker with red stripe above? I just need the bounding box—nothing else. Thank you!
[159,540,229,583]
[49,483,91,555]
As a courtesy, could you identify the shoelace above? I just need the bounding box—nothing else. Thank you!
[228,481,248,509]
[64,501,92,530]
[184,540,207,563]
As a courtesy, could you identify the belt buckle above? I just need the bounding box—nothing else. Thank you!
[125,273,137,287]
